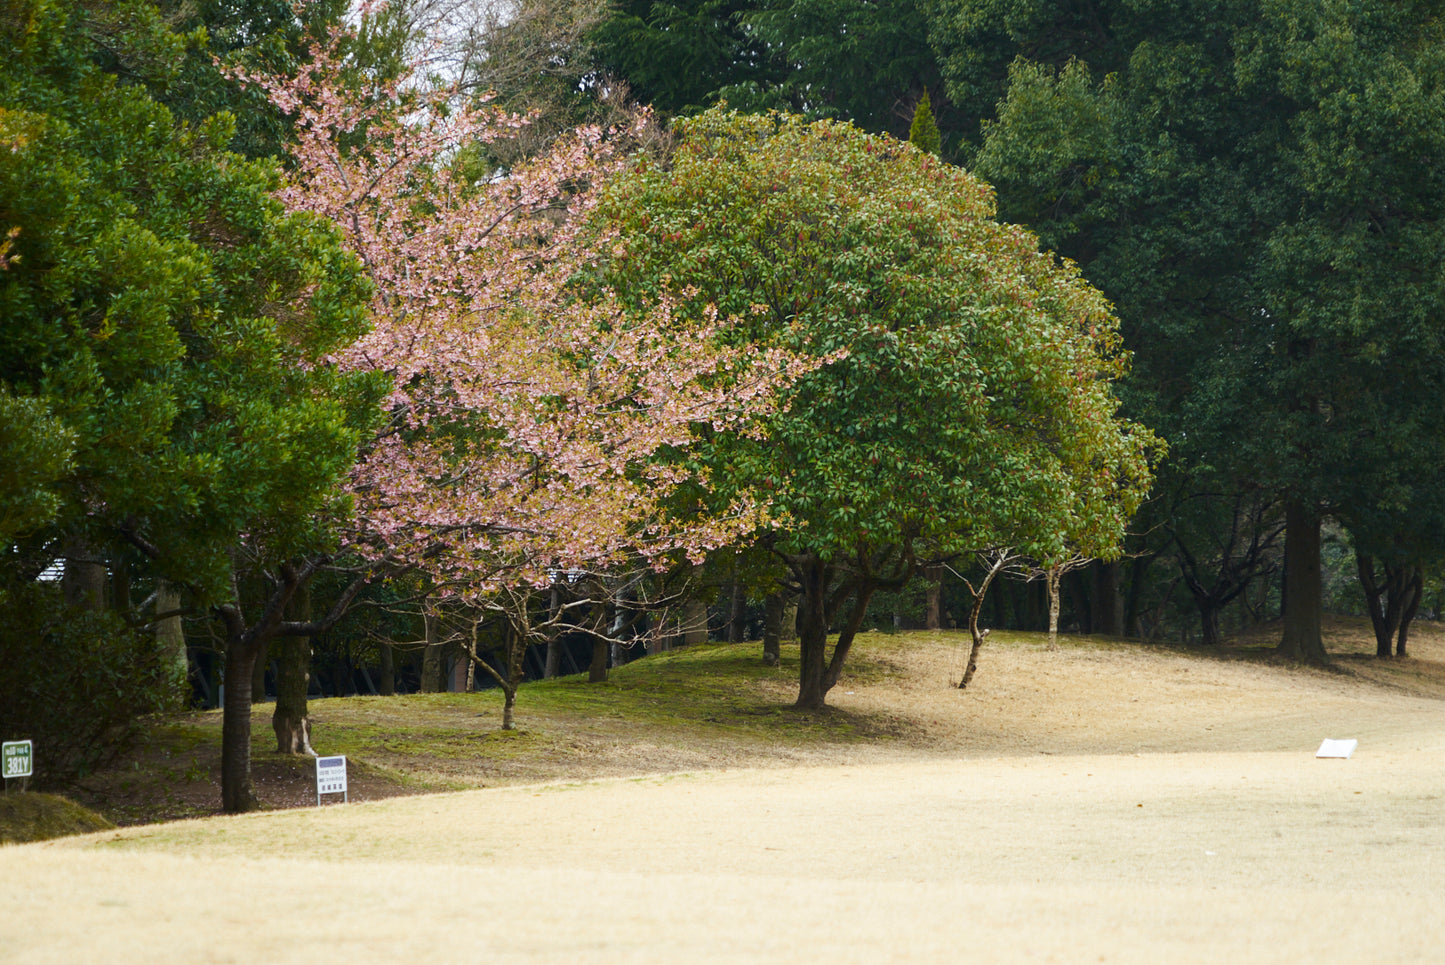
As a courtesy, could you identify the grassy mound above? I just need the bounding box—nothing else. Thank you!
[0,792,114,844]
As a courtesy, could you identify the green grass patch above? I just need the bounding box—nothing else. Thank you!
[0,792,114,844]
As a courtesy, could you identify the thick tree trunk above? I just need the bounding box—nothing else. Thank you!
[221,638,261,813]
[762,591,783,666]
[420,609,444,692]
[62,539,106,611]
[272,635,314,755]
[924,565,943,630]
[1198,602,1222,649]
[1277,501,1328,665]
[154,580,188,686]
[272,584,314,755]
[794,558,832,709]
[794,556,876,709]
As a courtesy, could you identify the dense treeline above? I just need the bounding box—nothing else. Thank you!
[3,0,1437,811]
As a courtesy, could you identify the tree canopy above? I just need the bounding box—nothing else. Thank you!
[592,109,1157,705]
[957,0,1445,662]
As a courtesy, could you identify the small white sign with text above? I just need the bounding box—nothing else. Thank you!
[1316,738,1358,759]
[316,755,348,804]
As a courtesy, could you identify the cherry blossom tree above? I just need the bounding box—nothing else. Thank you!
[210,35,809,809]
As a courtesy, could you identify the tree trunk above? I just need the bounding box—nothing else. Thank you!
[794,556,876,709]
[1123,554,1150,638]
[1065,569,1091,633]
[1092,561,1122,637]
[1397,566,1423,657]
[924,565,943,630]
[1357,550,1404,658]
[960,554,1010,689]
[154,579,188,687]
[1277,501,1328,664]
[62,539,106,611]
[1198,602,1222,649]
[272,635,314,755]
[762,590,783,666]
[251,638,269,702]
[794,557,832,709]
[272,584,314,756]
[420,609,444,692]
[1046,565,1062,651]
[378,640,395,696]
[588,634,608,683]
[727,581,746,643]
[221,637,261,813]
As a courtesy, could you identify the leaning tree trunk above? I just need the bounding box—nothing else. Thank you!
[959,554,1010,690]
[1278,501,1328,665]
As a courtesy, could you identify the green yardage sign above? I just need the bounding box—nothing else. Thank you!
[3,740,32,779]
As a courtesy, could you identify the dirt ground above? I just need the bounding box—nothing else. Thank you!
[5,621,1445,962]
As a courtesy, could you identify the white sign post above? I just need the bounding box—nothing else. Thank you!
[3,740,33,790]
[316,755,348,805]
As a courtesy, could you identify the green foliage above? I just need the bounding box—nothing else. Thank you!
[0,388,73,544]
[590,0,946,141]
[595,109,1156,564]
[0,0,383,595]
[0,580,184,785]
[723,0,946,138]
[907,89,941,156]
[946,0,1445,649]
[154,0,354,159]
[590,0,773,116]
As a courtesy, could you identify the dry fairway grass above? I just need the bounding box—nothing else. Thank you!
[5,621,1445,962]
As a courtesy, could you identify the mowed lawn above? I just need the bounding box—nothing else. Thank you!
[6,621,1445,963]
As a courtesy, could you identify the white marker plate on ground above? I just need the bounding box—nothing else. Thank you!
[1316,738,1357,759]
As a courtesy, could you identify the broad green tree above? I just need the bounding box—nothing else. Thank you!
[0,0,382,808]
[593,109,1157,707]
[949,0,1445,663]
